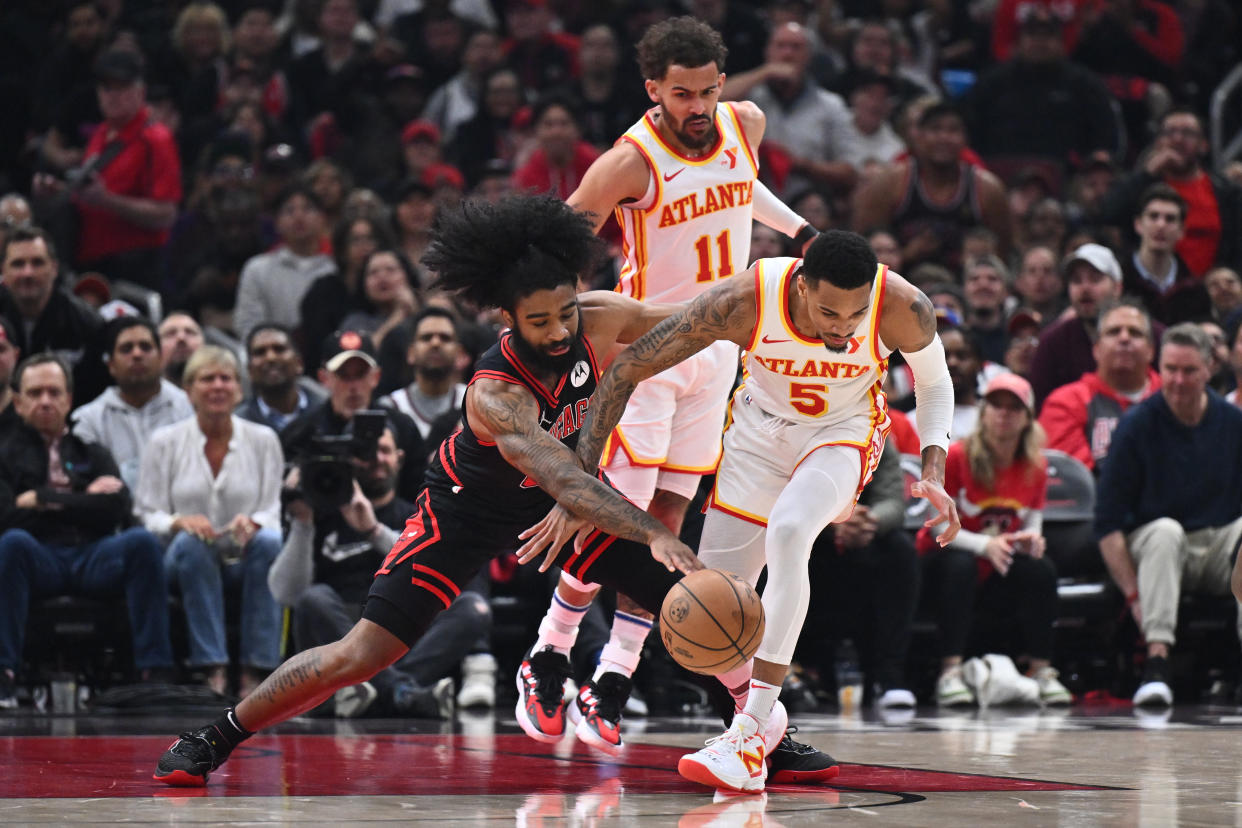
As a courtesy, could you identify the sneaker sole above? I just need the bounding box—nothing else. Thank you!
[769,764,841,784]
[573,715,623,756]
[514,669,565,744]
[678,756,765,794]
[153,769,208,787]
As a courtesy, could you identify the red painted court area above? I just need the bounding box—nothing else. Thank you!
[1,733,1115,799]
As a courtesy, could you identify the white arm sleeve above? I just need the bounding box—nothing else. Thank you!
[752,180,810,238]
[902,334,953,453]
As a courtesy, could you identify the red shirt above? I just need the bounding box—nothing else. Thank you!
[1167,172,1221,277]
[76,106,182,264]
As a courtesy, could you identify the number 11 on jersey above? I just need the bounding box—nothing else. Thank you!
[694,229,734,283]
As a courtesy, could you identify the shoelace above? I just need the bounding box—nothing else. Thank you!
[529,655,570,705]
[703,723,747,752]
[171,731,217,763]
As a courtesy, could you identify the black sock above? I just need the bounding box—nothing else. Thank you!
[206,708,253,754]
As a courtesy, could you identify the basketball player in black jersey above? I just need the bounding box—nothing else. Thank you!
[153,195,702,787]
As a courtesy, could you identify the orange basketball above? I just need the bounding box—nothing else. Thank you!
[659,569,765,676]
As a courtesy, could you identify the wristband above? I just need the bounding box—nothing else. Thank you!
[792,223,819,249]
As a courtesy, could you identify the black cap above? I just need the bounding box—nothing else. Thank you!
[94,49,145,85]
[322,330,378,372]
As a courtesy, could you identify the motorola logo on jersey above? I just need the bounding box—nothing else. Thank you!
[570,360,590,388]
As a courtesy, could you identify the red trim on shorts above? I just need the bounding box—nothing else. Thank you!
[410,563,461,599]
[438,440,464,488]
[573,532,619,581]
[375,491,441,575]
[410,578,453,610]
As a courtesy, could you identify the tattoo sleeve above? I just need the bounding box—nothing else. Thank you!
[476,382,670,545]
[911,291,936,342]
[576,283,751,474]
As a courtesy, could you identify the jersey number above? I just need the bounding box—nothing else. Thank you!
[790,382,829,417]
[693,230,734,283]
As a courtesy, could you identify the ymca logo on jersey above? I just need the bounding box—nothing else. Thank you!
[570,360,590,388]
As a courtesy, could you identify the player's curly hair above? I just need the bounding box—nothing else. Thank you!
[424,195,602,312]
[801,229,878,290]
[636,16,728,81]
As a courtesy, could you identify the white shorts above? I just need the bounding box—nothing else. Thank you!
[708,391,891,527]
[604,339,738,477]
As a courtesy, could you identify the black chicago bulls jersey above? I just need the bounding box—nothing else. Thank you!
[423,332,600,525]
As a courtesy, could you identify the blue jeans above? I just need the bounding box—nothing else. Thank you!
[0,527,174,673]
[164,528,283,670]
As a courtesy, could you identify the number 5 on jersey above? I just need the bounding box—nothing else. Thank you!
[694,230,734,283]
[790,382,829,417]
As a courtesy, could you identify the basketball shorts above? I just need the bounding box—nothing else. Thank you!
[604,340,739,500]
[707,391,891,527]
[363,485,684,646]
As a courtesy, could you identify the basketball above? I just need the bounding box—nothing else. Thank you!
[659,569,765,676]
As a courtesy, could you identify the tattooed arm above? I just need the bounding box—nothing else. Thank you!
[576,273,758,475]
[469,378,699,572]
[879,272,960,544]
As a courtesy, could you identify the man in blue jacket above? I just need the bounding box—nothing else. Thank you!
[1095,322,1242,707]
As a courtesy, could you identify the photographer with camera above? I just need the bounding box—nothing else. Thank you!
[281,330,426,502]
[271,424,487,718]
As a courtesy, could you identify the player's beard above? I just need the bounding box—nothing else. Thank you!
[509,317,583,376]
[666,107,718,151]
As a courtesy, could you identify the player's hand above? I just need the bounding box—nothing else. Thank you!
[517,504,591,572]
[983,535,1015,576]
[912,479,959,545]
[650,534,703,575]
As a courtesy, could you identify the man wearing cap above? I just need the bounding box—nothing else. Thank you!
[1096,322,1242,707]
[33,49,181,292]
[1027,242,1124,408]
[1039,299,1159,474]
[281,330,425,502]
[0,226,109,404]
[0,316,21,440]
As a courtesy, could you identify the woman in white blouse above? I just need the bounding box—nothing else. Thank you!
[136,346,284,697]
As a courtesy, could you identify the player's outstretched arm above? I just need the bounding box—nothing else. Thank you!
[469,378,700,574]
[567,143,650,232]
[576,274,757,475]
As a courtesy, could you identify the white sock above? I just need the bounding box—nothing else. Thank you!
[534,593,589,656]
[741,679,780,733]
[593,611,652,680]
[717,660,754,711]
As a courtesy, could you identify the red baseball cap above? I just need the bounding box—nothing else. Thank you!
[983,372,1035,414]
[401,119,441,145]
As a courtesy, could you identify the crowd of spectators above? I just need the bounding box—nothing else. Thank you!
[1,0,1242,713]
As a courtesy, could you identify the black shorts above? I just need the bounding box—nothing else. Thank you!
[362,485,684,647]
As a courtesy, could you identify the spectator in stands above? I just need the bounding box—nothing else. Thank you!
[1003,308,1042,378]
[174,186,266,335]
[560,24,643,152]
[513,96,601,203]
[852,101,1012,274]
[965,7,1118,181]
[449,67,527,189]
[233,184,334,343]
[837,70,905,177]
[136,346,284,698]
[0,316,20,438]
[281,330,426,501]
[270,424,483,718]
[1228,321,1242,406]
[962,255,1012,364]
[421,29,503,147]
[867,227,903,271]
[390,180,436,290]
[919,372,1070,707]
[30,1,108,177]
[904,325,982,441]
[501,0,579,96]
[1028,242,1124,408]
[339,249,422,382]
[0,353,175,708]
[1096,323,1242,707]
[722,22,855,199]
[1012,245,1066,326]
[237,323,326,434]
[229,2,289,124]
[158,312,205,387]
[990,0,1084,63]
[1099,107,1242,277]
[750,222,786,260]
[1120,184,1210,325]
[808,441,920,710]
[831,18,934,109]
[1018,197,1068,256]
[1205,266,1242,326]
[300,213,392,372]
[382,307,466,441]
[304,159,352,231]
[72,317,194,492]
[33,49,182,291]
[0,194,32,228]
[286,0,375,133]
[1199,320,1232,395]
[688,0,767,74]
[0,227,109,404]
[1039,299,1159,473]
[165,1,232,129]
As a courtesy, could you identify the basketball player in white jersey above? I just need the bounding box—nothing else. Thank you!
[523,229,960,792]
[512,16,825,770]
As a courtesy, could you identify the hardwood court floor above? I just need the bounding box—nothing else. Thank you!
[2,703,1241,825]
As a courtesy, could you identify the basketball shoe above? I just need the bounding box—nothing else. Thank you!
[678,712,767,793]
[515,645,572,743]
[723,701,839,784]
[153,725,233,786]
[569,672,631,755]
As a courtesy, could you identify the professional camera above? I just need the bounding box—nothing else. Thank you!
[285,410,387,512]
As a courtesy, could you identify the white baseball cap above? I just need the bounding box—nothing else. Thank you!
[1062,243,1121,282]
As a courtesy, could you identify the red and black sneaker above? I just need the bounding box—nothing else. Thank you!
[766,727,841,784]
[569,672,631,755]
[152,725,232,786]
[515,646,572,743]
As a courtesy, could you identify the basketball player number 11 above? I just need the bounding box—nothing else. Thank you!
[694,230,734,283]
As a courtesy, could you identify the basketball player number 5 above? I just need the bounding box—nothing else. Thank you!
[790,382,828,417]
[693,230,733,283]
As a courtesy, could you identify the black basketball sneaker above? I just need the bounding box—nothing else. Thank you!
[153,725,234,786]
[766,726,841,783]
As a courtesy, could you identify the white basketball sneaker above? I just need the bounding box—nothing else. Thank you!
[678,712,767,793]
